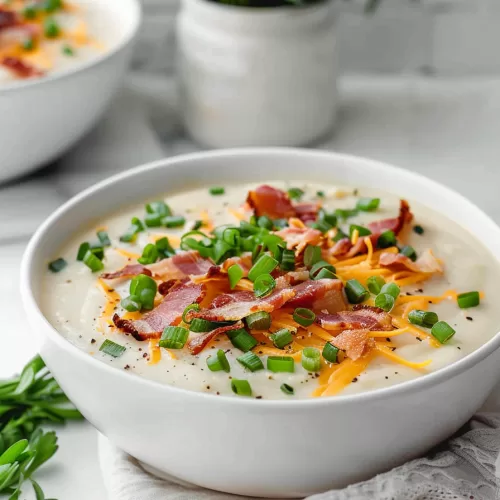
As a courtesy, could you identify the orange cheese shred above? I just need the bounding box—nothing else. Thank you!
[375,343,431,370]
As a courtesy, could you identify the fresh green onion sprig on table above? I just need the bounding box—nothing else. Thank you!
[0,356,82,499]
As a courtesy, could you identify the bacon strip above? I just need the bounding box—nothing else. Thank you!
[379,249,443,274]
[275,227,323,254]
[191,288,295,322]
[1,56,44,78]
[329,329,374,361]
[101,264,151,280]
[0,9,18,30]
[113,283,206,341]
[286,279,347,314]
[187,321,244,355]
[316,305,393,332]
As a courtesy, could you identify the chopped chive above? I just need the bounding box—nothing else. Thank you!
[23,6,37,19]
[48,258,67,273]
[237,351,264,372]
[182,303,200,324]
[304,245,322,267]
[345,279,369,304]
[62,44,74,56]
[335,208,358,220]
[377,230,397,249]
[227,328,257,352]
[413,225,424,235]
[207,349,230,372]
[332,229,348,242]
[90,244,104,260]
[380,282,400,300]
[367,275,386,295]
[301,347,321,372]
[408,310,438,328]
[83,250,104,272]
[99,339,126,358]
[457,291,480,309]
[253,274,276,298]
[356,198,380,212]
[130,274,157,310]
[314,268,336,280]
[121,295,141,312]
[349,225,371,238]
[270,328,293,349]
[231,379,252,396]
[23,38,34,51]
[281,249,296,271]
[159,326,189,349]
[138,243,159,265]
[120,217,144,243]
[245,311,271,330]
[155,237,176,258]
[144,213,162,228]
[209,186,225,196]
[44,17,60,38]
[431,321,456,344]
[287,187,304,201]
[257,215,274,230]
[190,318,216,333]
[163,215,186,228]
[248,254,278,282]
[240,220,260,236]
[43,0,63,12]
[213,239,232,264]
[293,308,316,327]
[318,209,337,227]
[76,242,90,261]
[311,220,333,234]
[280,383,294,395]
[228,264,244,289]
[222,228,240,248]
[97,230,111,247]
[267,356,295,373]
[192,220,203,231]
[146,201,171,217]
[400,245,417,262]
[374,293,395,312]
[309,260,336,279]
[322,343,339,363]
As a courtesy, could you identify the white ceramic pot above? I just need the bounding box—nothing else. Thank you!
[21,149,500,498]
[0,0,141,184]
[176,0,338,147]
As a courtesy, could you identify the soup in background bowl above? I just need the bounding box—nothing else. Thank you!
[20,149,500,497]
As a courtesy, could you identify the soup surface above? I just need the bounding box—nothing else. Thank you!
[42,182,500,400]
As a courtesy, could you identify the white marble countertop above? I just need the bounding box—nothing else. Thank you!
[3,74,500,499]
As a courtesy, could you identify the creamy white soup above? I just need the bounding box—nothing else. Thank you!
[42,182,500,400]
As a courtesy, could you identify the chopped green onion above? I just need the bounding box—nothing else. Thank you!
[309,260,336,279]
[90,244,104,260]
[43,0,63,12]
[239,220,260,236]
[293,308,316,327]
[457,291,480,309]
[48,258,67,273]
[159,326,189,349]
[99,339,126,358]
[138,243,159,265]
[408,310,438,328]
[335,208,358,220]
[146,201,171,217]
[273,218,288,229]
[377,230,397,249]
[261,234,285,259]
[270,328,293,349]
[374,293,395,312]
[280,383,294,395]
[23,38,34,51]
[213,239,233,264]
[356,198,380,212]
[349,225,371,237]
[318,209,337,227]
[227,328,257,352]
[62,44,74,56]
[206,349,230,372]
[223,228,240,248]
[228,264,244,289]
[120,217,144,243]
[248,254,278,282]
[121,295,141,312]
[155,237,176,258]
[237,352,264,372]
[253,274,276,298]
[313,268,336,280]
[144,213,162,227]
[83,250,104,272]
[130,274,157,310]
[182,304,200,324]
[231,379,252,396]
[413,225,424,235]
[332,229,349,242]
[311,220,333,234]
[192,220,203,231]
[400,245,417,262]
[431,321,456,344]
[23,6,37,19]
[163,215,186,228]
[257,216,274,230]
[281,249,296,271]
[367,275,386,295]
[267,356,295,373]
[287,187,304,201]
[97,230,111,247]
[209,186,225,196]
[190,318,216,333]
[251,243,264,264]
[77,242,90,261]
[245,311,271,330]
[301,347,321,372]
[322,343,339,363]
[44,17,60,38]
[380,282,400,300]
[345,279,369,304]
[304,245,322,267]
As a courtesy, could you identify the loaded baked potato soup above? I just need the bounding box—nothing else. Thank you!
[0,0,107,83]
[42,183,500,399]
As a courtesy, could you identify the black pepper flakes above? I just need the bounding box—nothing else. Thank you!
[352,377,358,383]
[466,316,473,321]
[124,365,130,370]
[413,225,424,235]
[90,338,96,344]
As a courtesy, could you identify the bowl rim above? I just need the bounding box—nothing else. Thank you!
[0,0,142,94]
[20,147,500,408]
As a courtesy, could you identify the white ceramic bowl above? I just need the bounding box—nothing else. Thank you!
[20,149,500,498]
[0,0,141,184]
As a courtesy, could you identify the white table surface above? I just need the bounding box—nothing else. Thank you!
[3,74,500,499]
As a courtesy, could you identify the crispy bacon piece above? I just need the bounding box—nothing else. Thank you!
[294,202,320,222]
[379,249,443,274]
[275,227,323,254]
[330,329,374,361]
[316,305,393,332]
[101,264,151,280]
[221,253,253,275]
[1,57,44,78]
[275,269,310,289]
[0,9,18,30]
[148,251,214,280]
[113,282,205,340]
[329,237,352,257]
[187,321,244,355]
[287,279,347,314]
[191,288,296,322]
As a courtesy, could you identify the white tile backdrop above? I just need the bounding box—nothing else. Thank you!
[137,0,500,76]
